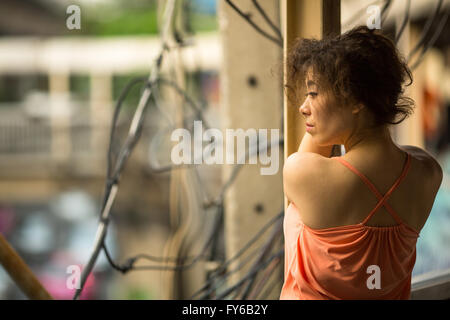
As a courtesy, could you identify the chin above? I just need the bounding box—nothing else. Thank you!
[312,134,336,147]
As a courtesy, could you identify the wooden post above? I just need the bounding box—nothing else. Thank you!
[0,234,53,300]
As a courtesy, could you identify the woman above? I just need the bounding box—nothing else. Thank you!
[280,26,443,300]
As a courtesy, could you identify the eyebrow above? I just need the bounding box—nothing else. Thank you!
[306,80,316,86]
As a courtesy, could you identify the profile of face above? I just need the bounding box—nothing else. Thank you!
[299,72,359,147]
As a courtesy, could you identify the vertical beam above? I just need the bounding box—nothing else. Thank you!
[219,0,284,298]
[323,0,341,37]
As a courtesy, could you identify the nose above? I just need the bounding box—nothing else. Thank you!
[299,100,310,117]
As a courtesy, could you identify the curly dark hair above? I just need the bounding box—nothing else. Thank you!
[285,26,415,126]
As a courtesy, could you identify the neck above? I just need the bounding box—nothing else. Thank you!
[343,125,396,155]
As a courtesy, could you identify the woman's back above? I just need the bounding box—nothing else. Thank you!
[296,144,442,234]
[280,145,442,300]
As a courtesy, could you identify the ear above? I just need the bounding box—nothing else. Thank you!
[351,103,365,115]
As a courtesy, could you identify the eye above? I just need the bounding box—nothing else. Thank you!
[305,92,318,98]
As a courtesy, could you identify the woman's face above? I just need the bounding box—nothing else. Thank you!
[299,74,355,146]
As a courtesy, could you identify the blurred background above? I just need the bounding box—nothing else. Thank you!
[0,0,448,300]
[0,0,221,300]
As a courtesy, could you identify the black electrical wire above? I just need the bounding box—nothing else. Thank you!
[73,29,172,297]
[380,0,392,25]
[99,72,226,276]
[238,217,283,299]
[107,77,146,179]
[250,254,282,300]
[73,78,155,298]
[142,76,214,173]
[201,210,282,279]
[410,7,449,71]
[212,249,284,300]
[224,0,282,47]
[100,81,284,276]
[246,248,282,299]
[101,78,284,277]
[251,0,283,42]
[107,75,211,175]
[101,241,210,273]
[229,219,283,300]
[85,2,182,287]
[190,210,283,299]
[157,77,211,128]
[407,0,443,62]
[257,265,282,299]
[395,0,411,44]
[101,200,224,273]
[76,0,286,299]
[239,244,282,300]
[206,137,284,208]
[192,237,270,299]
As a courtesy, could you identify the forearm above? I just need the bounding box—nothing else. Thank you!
[298,132,334,157]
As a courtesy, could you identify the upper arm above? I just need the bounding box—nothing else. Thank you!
[283,152,326,206]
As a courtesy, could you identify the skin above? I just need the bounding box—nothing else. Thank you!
[283,73,444,231]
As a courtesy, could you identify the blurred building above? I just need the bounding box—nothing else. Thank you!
[0,0,65,36]
[0,0,221,299]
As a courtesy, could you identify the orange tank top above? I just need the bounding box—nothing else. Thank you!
[280,152,421,300]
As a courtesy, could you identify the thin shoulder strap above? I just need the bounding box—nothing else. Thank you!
[333,153,411,225]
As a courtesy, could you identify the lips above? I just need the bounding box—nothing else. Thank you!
[306,123,314,127]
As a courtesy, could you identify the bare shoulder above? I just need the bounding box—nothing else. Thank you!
[283,152,331,180]
[283,152,333,205]
[399,144,443,188]
[400,144,438,163]
[399,145,444,231]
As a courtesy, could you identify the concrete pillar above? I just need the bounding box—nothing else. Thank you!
[219,0,284,299]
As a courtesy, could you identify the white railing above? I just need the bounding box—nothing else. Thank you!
[0,109,111,176]
[411,268,450,299]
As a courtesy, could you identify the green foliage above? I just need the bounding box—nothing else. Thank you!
[87,9,159,36]
[72,2,217,37]
[125,286,154,300]
[113,74,149,112]
[189,12,218,33]
[70,75,90,100]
